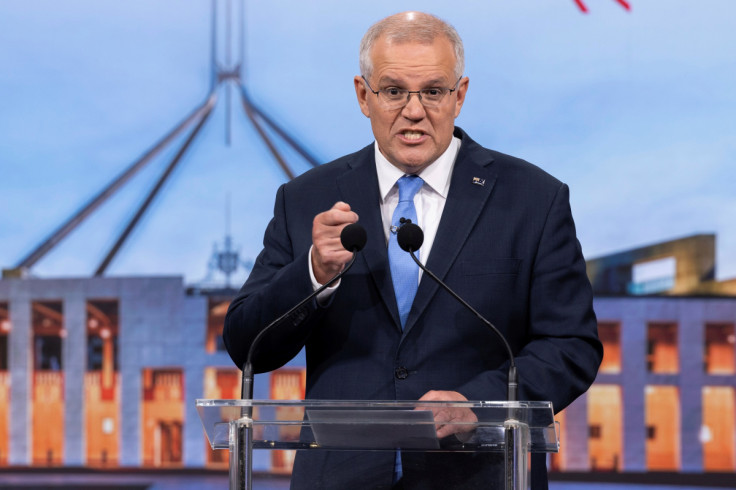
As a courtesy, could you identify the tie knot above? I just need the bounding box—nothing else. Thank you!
[397,175,424,202]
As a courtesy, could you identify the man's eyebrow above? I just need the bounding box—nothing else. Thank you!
[421,78,448,86]
[377,76,403,86]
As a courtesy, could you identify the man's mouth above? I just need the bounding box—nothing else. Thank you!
[401,130,424,141]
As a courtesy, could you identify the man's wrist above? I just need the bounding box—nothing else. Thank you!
[308,245,340,303]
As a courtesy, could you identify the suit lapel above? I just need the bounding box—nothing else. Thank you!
[336,146,402,330]
[403,133,498,334]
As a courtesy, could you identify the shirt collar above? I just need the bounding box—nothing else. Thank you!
[375,136,461,201]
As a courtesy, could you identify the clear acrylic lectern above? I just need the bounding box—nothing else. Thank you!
[196,399,558,490]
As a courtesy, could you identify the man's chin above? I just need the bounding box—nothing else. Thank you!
[393,161,431,174]
[391,152,437,174]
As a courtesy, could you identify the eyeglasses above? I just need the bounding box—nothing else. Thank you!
[362,76,462,110]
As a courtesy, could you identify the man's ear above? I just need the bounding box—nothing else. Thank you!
[354,76,372,118]
[454,76,469,118]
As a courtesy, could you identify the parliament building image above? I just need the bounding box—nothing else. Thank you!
[555,234,736,475]
[0,277,303,473]
[1,233,735,477]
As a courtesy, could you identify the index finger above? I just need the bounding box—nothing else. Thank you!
[319,205,358,226]
[332,201,352,212]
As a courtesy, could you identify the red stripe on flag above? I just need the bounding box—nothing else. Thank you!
[573,0,589,13]
[614,0,632,10]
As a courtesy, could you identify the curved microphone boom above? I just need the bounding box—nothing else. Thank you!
[396,222,519,402]
[240,223,367,401]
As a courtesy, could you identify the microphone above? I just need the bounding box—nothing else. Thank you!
[397,222,519,402]
[340,221,368,252]
[240,223,367,401]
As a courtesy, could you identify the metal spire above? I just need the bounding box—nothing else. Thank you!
[7,0,322,280]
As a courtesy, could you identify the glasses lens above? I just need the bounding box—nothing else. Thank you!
[378,89,448,109]
[419,89,446,106]
[381,88,407,108]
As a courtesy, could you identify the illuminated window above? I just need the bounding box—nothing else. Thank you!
[85,300,120,467]
[206,298,231,353]
[588,385,622,471]
[702,386,735,471]
[645,385,680,471]
[704,323,735,374]
[142,368,184,467]
[647,323,678,373]
[270,368,306,474]
[86,300,119,372]
[598,322,621,373]
[31,301,64,465]
[203,368,241,467]
[628,257,676,295]
[33,301,64,371]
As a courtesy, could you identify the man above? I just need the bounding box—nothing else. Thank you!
[224,11,602,490]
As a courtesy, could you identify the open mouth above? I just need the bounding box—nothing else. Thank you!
[401,130,425,141]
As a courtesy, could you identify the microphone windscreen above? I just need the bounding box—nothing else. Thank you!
[397,223,424,252]
[340,223,367,252]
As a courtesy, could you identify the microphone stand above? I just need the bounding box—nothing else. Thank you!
[399,223,526,490]
[405,249,527,490]
[231,255,358,490]
[233,223,366,490]
[404,249,518,402]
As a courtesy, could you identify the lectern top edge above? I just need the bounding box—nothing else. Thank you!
[195,398,554,410]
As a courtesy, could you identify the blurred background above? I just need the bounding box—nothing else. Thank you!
[0,0,734,488]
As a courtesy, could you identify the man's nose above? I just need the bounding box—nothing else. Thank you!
[402,92,426,119]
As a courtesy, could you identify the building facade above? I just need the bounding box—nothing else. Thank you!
[0,276,295,471]
[1,234,735,477]
[556,295,736,473]
[554,233,736,474]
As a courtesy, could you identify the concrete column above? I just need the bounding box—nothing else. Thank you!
[8,293,31,465]
[63,294,86,466]
[183,363,206,467]
[621,309,647,471]
[181,294,207,467]
[119,361,141,467]
[119,290,141,468]
[679,310,704,472]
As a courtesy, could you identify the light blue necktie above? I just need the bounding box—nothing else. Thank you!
[389,175,423,484]
[389,175,423,485]
[388,175,424,329]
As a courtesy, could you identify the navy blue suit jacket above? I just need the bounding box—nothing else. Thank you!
[224,128,602,489]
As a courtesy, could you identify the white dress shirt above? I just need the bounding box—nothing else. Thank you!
[309,136,461,293]
[375,137,460,280]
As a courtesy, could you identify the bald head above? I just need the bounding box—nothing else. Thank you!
[359,11,465,80]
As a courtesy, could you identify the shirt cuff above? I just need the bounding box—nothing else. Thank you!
[308,245,340,304]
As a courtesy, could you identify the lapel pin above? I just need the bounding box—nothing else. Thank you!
[472,177,486,186]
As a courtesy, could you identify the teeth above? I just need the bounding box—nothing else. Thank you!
[403,131,423,140]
